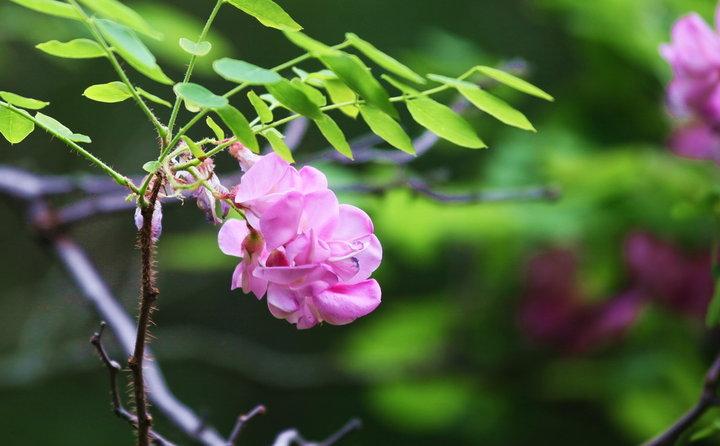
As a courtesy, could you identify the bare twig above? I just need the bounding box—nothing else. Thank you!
[644,353,720,445]
[90,322,176,446]
[227,405,267,445]
[272,418,362,446]
[130,174,164,446]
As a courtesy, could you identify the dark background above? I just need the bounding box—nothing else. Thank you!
[1,0,719,444]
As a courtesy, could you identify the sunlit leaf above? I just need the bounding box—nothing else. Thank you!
[9,0,81,20]
[142,160,160,173]
[0,91,49,110]
[225,0,302,32]
[261,128,293,162]
[266,79,323,119]
[181,135,205,159]
[406,96,485,149]
[346,33,425,84]
[173,83,228,109]
[179,37,212,57]
[96,19,172,85]
[248,90,273,123]
[78,0,161,39]
[216,105,258,152]
[474,65,554,101]
[35,112,91,143]
[283,31,330,53]
[0,106,34,144]
[324,78,358,118]
[36,39,105,59]
[291,78,326,106]
[83,81,132,103]
[319,52,397,118]
[360,104,414,154]
[212,58,282,85]
[313,113,352,159]
[136,87,171,108]
[205,116,225,141]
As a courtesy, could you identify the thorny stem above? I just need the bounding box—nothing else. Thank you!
[0,101,137,192]
[91,322,175,446]
[66,0,167,140]
[166,0,225,139]
[129,173,164,446]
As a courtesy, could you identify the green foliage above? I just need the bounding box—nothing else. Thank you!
[283,31,330,53]
[181,135,205,159]
[474,66,554,101]
[9,0,81,20]
[179,37,211,57]
[96,19,172,85]
[346,33,425,84]
[34,112,91,143]
[359,104,415,154]
[406,96,486,149]
[212,58,281,85]
[173,83,228,109]
[78,0,161,39]
[313,114,352,159]
[0,91,49,110]
[136,87,171,108]
[0,106,34,144]
[35,39,105,59]
[82,82,132,103]
[266,79,323,119]
[216,105,258,152]
[205,116,225,140]
[261,128,293,162]
[319,52,397,118]
[247,90,273,123]
[224,0,302,32]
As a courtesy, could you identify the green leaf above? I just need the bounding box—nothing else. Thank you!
[212,58,282,85]
[0,91,49,110]
[291,79,326,106]
[83,81,132,103]
[136,87,172,108]
[142,161,160,173]
[181,135,205,159]
[360,105,414,155]
[283,31,330,53]
[474,66,554,101]
[36,39,105,59]
[382,74,419,95]
[346,33,425,84]
[324,78,358,118]
[173,83,228,109]
[35,112,91,143]
[261,129,294,162]
[205,116,225,140]
[319,52,397,119]
[458,85,535,131]
[406,96,485,149]
[9,0,81,20]
[179,37,212,57]
[0,106,34,144]
[96,19,172,85]
[266,79,323,119]
[428,74,535,132]
[216,105,259,152]
[225,0,302,32]
[247,90,273,123]
[78,0,161,39]
[313,113,352,159]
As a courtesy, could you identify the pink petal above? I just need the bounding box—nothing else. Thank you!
[235,154,299,204]
[299,166,328,192]
[299,190,339,238]
[218,219,250,257]
[313,279,381,325]
[267,283,300,317]
[333,205,374,241]
[260,191,304,250]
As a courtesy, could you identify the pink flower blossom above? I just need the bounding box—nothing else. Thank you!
[134,201,163,242]
[218,149,382,329]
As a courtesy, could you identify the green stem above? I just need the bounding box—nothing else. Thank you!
[166,0,225,139]
[66,0,167,139]
[0,102,137,192]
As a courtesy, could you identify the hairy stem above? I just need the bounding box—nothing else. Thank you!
[166,0,225,138]
[129,174,163,446]
[0,102,137,192]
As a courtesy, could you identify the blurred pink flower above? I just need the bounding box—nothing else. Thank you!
[218,149,382,329]
[134,202,163,242]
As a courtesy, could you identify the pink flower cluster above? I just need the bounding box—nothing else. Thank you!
[661,8,720,163]
[218,148,382,329]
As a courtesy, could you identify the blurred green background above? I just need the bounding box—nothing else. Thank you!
[2,0,720,444]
